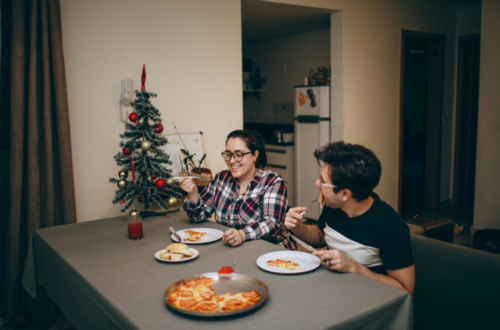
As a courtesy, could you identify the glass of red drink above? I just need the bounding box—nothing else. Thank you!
[128,209,143,240]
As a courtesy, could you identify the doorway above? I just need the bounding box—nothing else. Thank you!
[399,31,445,215]
[452,34,480,211]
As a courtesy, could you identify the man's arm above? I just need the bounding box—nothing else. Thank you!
[314,249,415,296]
[284,207,326,247]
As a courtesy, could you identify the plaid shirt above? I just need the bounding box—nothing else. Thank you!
[183,168,295,250]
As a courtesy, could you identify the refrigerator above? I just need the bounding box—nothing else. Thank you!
[294,85,330,220]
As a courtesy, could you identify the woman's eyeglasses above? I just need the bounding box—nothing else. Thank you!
[221,151,252,162]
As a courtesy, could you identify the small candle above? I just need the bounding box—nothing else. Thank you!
[128,209,143,240]
[128,222,143,239]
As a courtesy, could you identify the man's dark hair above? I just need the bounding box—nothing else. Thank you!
[314,141,381,201]
[226,130,267,168]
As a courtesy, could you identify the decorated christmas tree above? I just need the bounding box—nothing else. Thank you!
[110,65,181,213]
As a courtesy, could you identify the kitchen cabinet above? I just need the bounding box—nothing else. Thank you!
[265,144,295,206]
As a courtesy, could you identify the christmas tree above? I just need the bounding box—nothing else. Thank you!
[110,65,181,213]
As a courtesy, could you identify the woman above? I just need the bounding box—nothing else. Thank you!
[179,129,294,249]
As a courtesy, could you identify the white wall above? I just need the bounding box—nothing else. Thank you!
[266,0,458,209]
[475,0,500,229]
[243,28,331,125]
[60,0,242,222]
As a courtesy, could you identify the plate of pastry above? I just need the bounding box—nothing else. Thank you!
[155,243,199,262]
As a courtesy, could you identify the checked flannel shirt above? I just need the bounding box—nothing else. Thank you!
[183,168,295,250]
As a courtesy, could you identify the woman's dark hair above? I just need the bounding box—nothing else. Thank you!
[226,130,267,168]
[314,141,381,201]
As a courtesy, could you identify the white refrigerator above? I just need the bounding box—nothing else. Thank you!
[294,85,330,220]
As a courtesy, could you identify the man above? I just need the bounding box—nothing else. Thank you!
[285,142,415,296]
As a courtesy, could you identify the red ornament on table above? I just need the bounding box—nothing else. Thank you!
[155,178,166,189]
[141,64,146,90]
[129,112,137,122]
[123,147,131,155]
[154,123,164,133]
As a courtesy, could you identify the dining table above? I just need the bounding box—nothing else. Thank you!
[22,210,412,330]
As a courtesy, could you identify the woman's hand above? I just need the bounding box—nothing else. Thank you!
[222,228,246,247]
[178,174,199,201]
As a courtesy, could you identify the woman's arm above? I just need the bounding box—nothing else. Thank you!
[182,175,218,222]
[240,178,287,240]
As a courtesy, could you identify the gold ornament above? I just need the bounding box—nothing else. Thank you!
[117,179,128,189]
[141,140,151,151]
[118,169,128,179]
[168,197,177,207]
[166,177,175,186]
[129,209,141,218]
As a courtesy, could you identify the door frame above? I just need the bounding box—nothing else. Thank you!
[452,34,480,208]
[398,30,445,214]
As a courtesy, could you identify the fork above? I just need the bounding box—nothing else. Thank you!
[169,227,182,242]
[299,199,319,216]
[173,176,211,181]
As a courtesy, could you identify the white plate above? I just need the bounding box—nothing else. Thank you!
[155,248,199,263]
[256,251,321,274]
[170,228,223,244]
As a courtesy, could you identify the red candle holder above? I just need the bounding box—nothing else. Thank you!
[128,210,143,240]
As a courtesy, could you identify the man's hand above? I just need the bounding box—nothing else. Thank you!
[313,249,357,273]
[222,228,246,247]
[178,174,199,201]
[284,207,308,231]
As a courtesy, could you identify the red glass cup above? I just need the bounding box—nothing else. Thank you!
[128,211,143,240]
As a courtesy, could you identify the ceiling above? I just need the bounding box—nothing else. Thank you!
[241,0,335,42]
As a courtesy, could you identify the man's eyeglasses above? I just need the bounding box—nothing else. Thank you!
[319,176,336,188]
[221,151,252,162]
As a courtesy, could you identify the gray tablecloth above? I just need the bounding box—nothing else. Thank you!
[22,212,412,330]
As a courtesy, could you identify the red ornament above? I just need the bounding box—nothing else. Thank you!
[151,173,157,181]
[155,123,164,133]
[155,178,166,189]
[141,64,146,90]
[138,196,144,203]
[120,199,126,204]
[134,119,140,125]
[129,112,137,122]
[123,147,131,155]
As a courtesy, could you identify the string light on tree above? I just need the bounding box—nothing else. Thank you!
[109,65,181,213]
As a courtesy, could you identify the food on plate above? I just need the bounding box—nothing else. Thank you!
[267,258,302,270]
[166,243,193,257]
[217,291,260,311]
[159,252,184,261]
[184,229,208,242]
[159,243,193,260]
[167,277,260,313]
